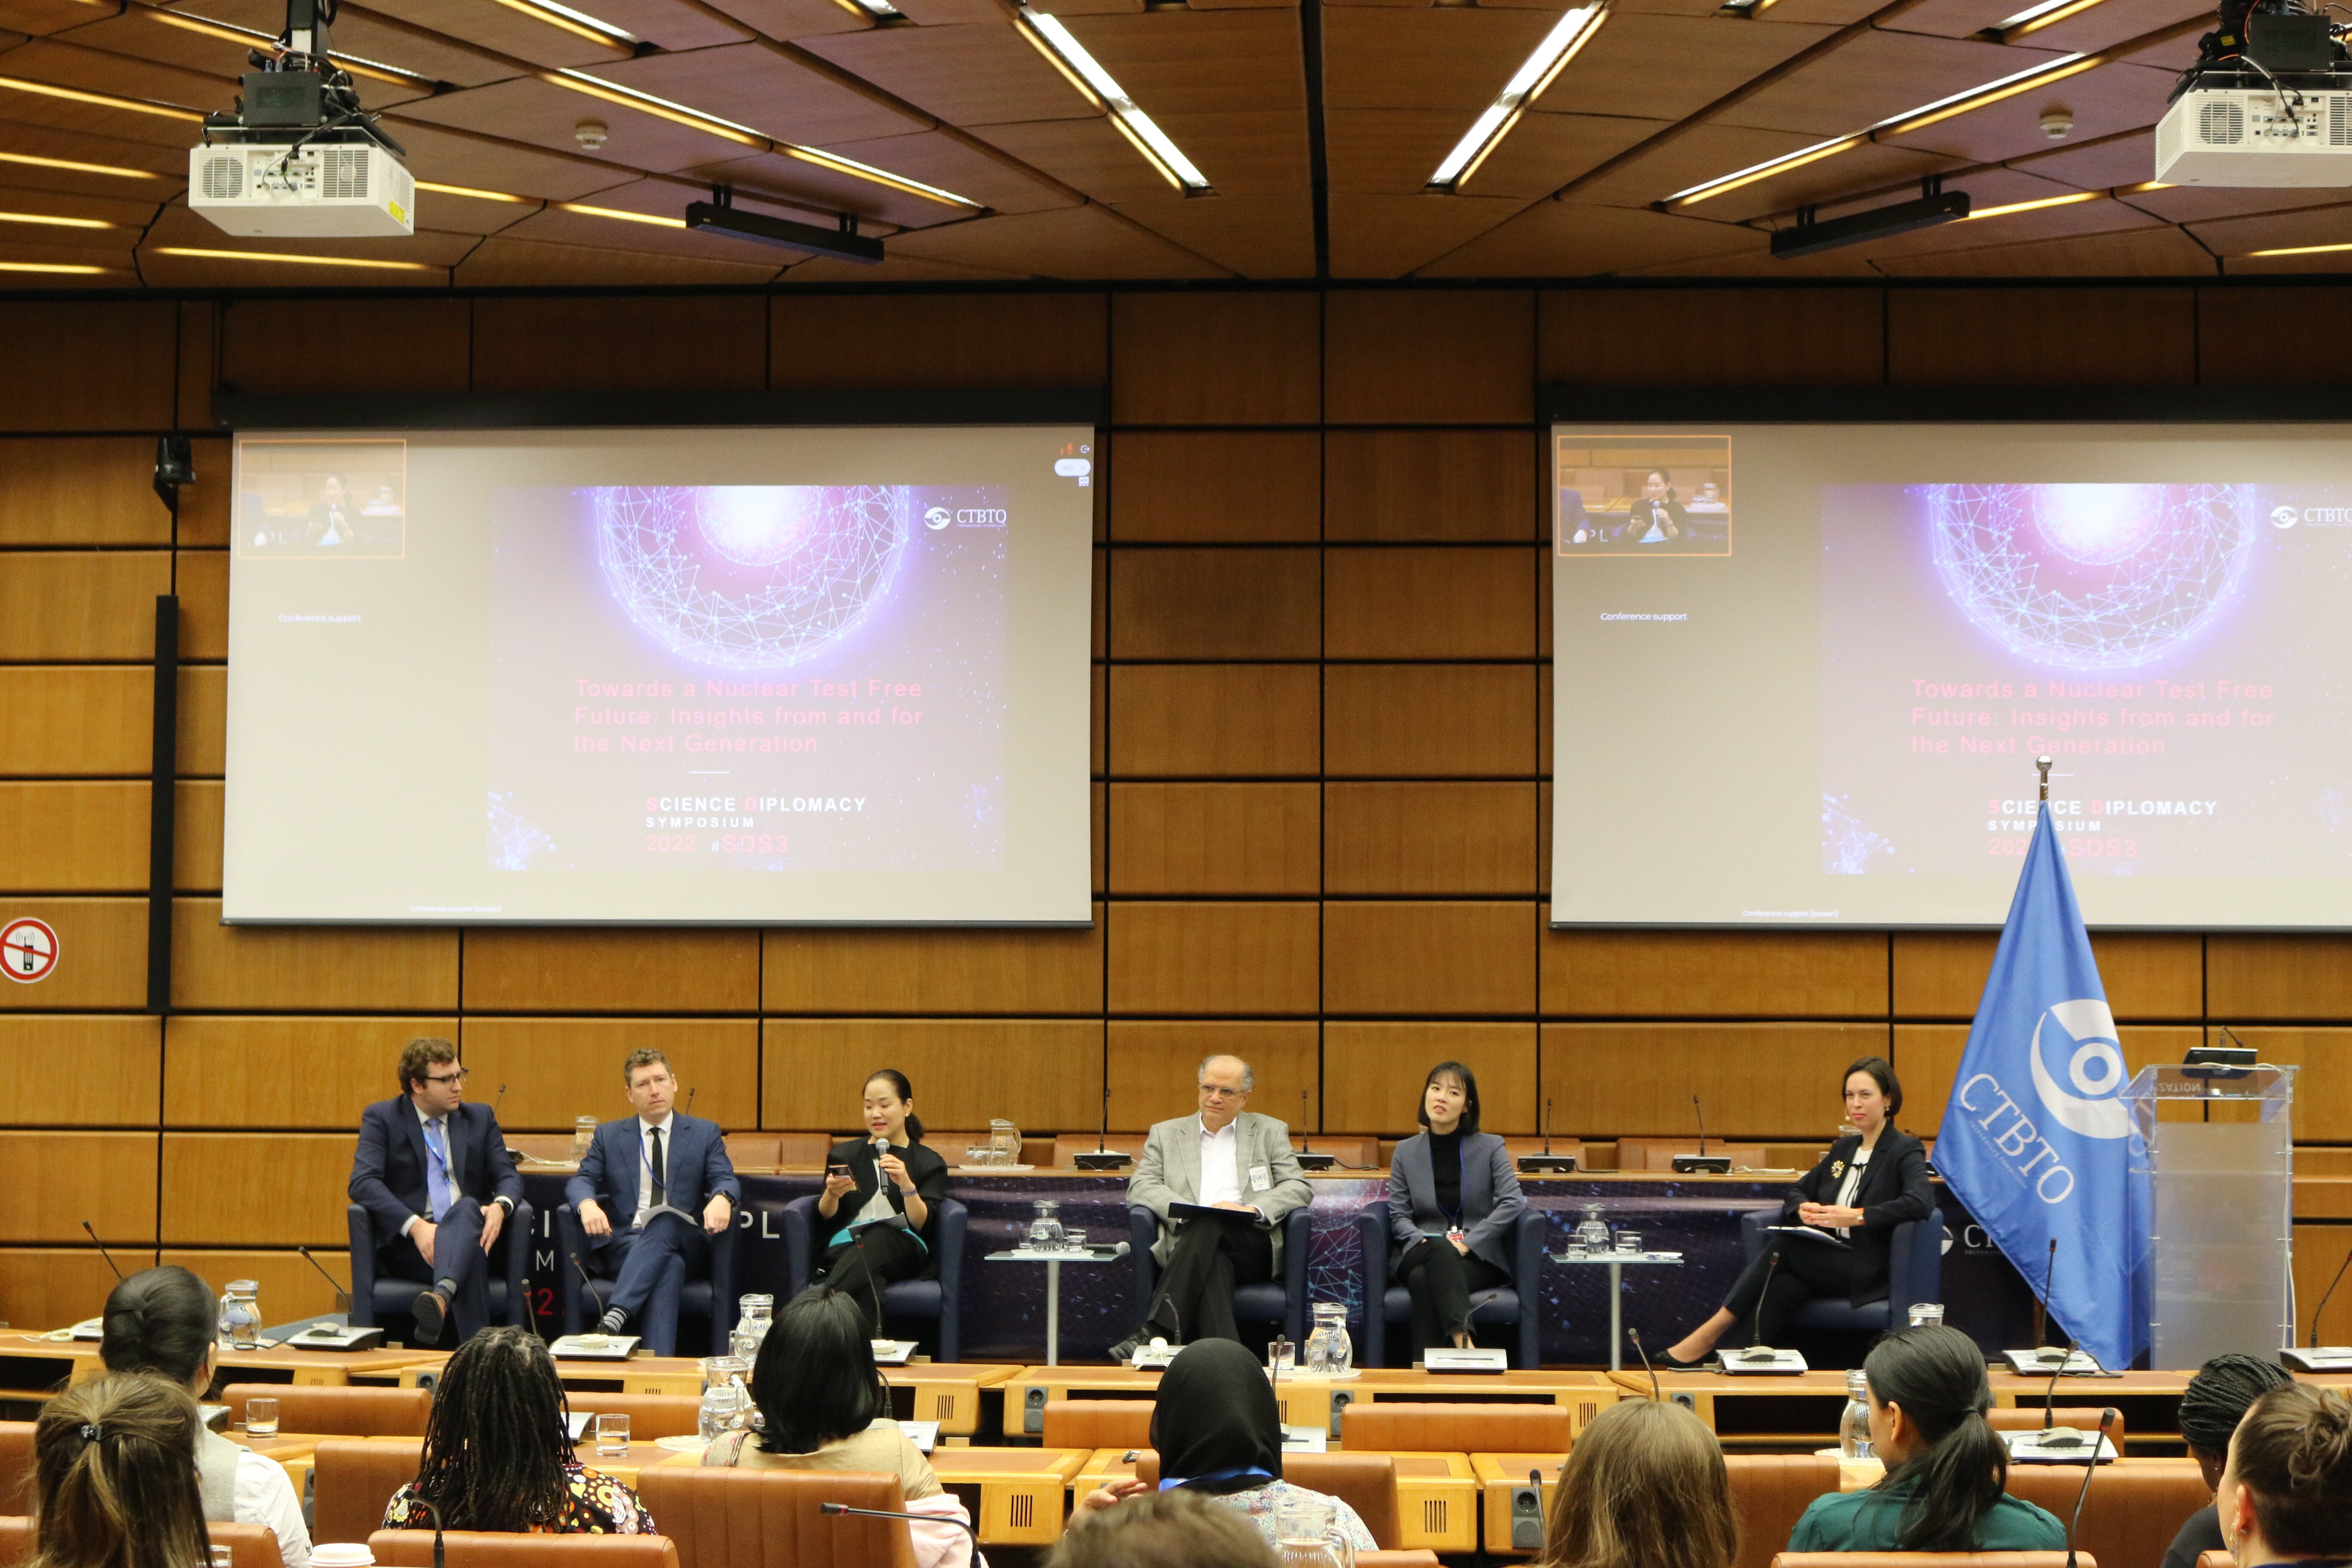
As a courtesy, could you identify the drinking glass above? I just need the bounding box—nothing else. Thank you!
[1062,1229,1087,1253]
[1614,1230,1642,1255]
[244,1396,279,1440]
[573,1116,598,1158]
[595,1412,631,1457]
[1907,1302,1945,1327]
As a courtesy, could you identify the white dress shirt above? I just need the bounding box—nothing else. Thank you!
[1832,1148,1872,1238]
[633,1113,674,1229]
[236,1446,312,1566]
[1198,1116,1245,1207]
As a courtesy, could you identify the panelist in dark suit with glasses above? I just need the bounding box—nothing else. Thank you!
[349,1036,522,1345]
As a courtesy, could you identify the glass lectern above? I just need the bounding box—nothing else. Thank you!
[2125,1063,2295,1369]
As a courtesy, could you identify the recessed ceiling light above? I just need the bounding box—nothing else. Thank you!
[557,200,684,227]
[414,180,533,203]
[1014,7,1210,192]
[490,0,638,49]
[1428,3,1608,191]
[153,245,436,270]
[0,74,201,122]
[143,10,433,86]
[1960,188,2101,219]
[0,209,114,227]
[0,149,161,180]
[0,259,113,273]
[1984,0,2107,37]
[2243,239,2352,257]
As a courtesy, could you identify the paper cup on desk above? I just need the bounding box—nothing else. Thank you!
[311,1547,375,1566]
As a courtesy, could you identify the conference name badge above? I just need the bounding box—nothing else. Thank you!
[1248,1163,1271,1193]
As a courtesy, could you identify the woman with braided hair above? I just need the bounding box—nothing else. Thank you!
[383,1326,653,1535]
[2217,1381,2352,1568]
[2162,1353,2294,1568]
[31,1372,214,1568]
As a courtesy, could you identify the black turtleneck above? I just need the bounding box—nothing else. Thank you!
[1430,1128,1463,1220]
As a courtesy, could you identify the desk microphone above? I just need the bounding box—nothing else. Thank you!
[568,1252,605,1325]
[1519,1097,1579,1174]
[1673,1097,1731,1174]
[1076,1083,1130,1170]
[1627,1328,1661,1401]
[412,1494,447,1568]
[81,1220,124,1280]
[2044,1335,2078,1430]
[297,1246,354,1316]
[492,1083,506,1120]
[2314,1244,2352,1347]
[1296,1089,1335,1170]
[1732,1251,1783,1363]
[819,1501,977,1543]
[2033,1237,2058,1359]
[685,1087,696,1120]
[2062,1409,2115,1568]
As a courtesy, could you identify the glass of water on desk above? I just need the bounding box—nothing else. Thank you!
[244,1397,278,1440]
[1614,1231,1642,1255]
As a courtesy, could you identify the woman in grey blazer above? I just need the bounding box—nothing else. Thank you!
[1387,1061,1525,1355]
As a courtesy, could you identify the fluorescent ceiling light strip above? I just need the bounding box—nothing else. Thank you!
[525,0,637,37]
[2003,0,2105,35]
[0,149,159,179]
[1962,189,2100,219]
[0,209,113,227]
[780,144,981,206]
[1666,133,1862,205]
[0,260,111,272]
[144,10,431,84]
[416,179,532,202]
[557,200,684,227]
[2245,239,2352,256]
[1430,4,1606,190]
[154,245,435,269]
[1019,9,1210,190]
[0,74,202,121]
[493,0,635,48]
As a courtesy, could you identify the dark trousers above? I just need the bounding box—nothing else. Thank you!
[1142,1217,1274,1345]
[378,1197,492,1344]
[1721,1234,1865,1345]
[813,1226,928,1332]
[594,1211,711,1357]
[1396,1238,1511,1354]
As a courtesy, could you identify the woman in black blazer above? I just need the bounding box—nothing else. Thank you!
[812,1068,951,1332]
[1660,1056,1933,1369]
[1387,1061,1526,1355]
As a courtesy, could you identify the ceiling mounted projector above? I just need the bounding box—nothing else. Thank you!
[2158,0,2352,184]
[189,0,414,237]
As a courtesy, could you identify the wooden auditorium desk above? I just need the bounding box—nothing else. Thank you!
[1073,1446,1478,1553]
[1473,1453,1560,1556]
[928,1446,1087,1544]
[456,1356,1020,1436]
[1990,1367,2190,1450]
[1012,1366,1621,1439]
[1610,1369,1858,1447]
[0,1333,443,1397]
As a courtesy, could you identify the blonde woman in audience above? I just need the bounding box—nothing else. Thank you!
[1050,1488,1276,1568]
[32,1373,214,1568]
[1534,1396,1735,1568]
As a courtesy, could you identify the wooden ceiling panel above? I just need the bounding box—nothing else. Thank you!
[696,0,871,40]
[0,233,136,279]
[138,199,480,279]
[1462,109,1673,199]
[706,127,1074,214]
[1323,6,1569,112]
[491,187,841,260]
[544,0,757,50]
[1537,12,1840,124]
[582,45,923,144]
[2119,179,2352,227]
[796,21,1095,127]
[162,0,524,86]
[1325,105,1662,199]
[780,248,1026,279]
[454,230,782,281]
[1416,196,1759,275]
[1327,189,1533,276]
[376,117,648,199]
[1109,189,1313,275]
[1599,0,1744,19]
[0,35,228,110]
[1581,121,1963,219]
[1713,30,2063,138]
[1881,58,2177,165]
[885,202,1227,275]
[0,173,166,226]
[1992,0,2204,56]
[2003,126,2153,186]
[1631,238,1882,273]
[2189,202,2352,264]
[389,75,774,172]
[0,0,104,39]
[1057,9,1303,117]
[1746,0,1889,26]
[967,114,1177,202]
[0,111,189,193]
[1872,217,2214,271]
[0,84,198,144]
[402,182,542,233]
[1143,109,1308,196]
[1885,0,2046,39]
[59,12,441,110]
[665,145,962,227]
[1786,169,2162,264]
[884,0,1000,23]
[1030,0,1142,16]
[359,0,631,67]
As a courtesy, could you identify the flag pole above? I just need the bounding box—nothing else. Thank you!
[2037,753,2053,803]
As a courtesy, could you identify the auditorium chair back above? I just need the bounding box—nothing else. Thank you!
[565,1393,704,1441]
[1984,1408,2129,1447]
[1727,1453,1842,1568]
[1040,1400,1154,1451]
[1773,1557,2092,1568]
[633,1463,918,1568]
[722,1134,781,1169]
[221,1382,434,1436]
[369,1530,680,1565]
[313,1436,426,1549]
[1357,1554,1442,1567]
[773,1133,834,1169]
[2006,1457,2205,1568]
[1340,1400,1572,1454]
[2198,1553,2234,1568]
[0,1424,30,1513]
[1134,1451,1400,1550]
[0,1516,281,1566]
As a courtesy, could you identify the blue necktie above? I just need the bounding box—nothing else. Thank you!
[424,1118,452,1222]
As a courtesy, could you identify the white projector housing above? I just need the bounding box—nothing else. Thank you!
[2156,84,2352,185]
[189,140,414,236]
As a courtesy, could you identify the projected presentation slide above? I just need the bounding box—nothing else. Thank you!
[225,426,1094,925]
[1552,423,2352,929]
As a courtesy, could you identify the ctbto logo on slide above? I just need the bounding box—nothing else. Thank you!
[924,507,952,530]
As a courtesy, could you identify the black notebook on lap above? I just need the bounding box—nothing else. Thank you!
[1170,1202,1260,1225]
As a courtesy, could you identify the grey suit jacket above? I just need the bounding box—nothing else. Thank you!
[1387,1130,1525,1276]
[1128,1111,1313,1267]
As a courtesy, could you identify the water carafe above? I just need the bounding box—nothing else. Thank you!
[219,1280,261,1349]
[1576,1205,1611,1253]
[729,1295,774,1363]
[1028,1199,1066,1250]
[698,1355,752,1442]
[1274,1494,1355,1568]
[1839,1368,1873,1458]
[1303,1301,1354,1377]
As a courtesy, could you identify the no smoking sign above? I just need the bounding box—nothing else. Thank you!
[2,918,58,984]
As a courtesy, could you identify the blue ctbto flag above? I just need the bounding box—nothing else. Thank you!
[1936,800,2151,1371]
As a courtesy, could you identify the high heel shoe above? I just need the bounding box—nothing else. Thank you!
[1655,1350,1712,1372]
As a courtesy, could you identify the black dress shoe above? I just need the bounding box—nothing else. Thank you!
[1656,1351,1712,1372]
[411,1288,448,1344]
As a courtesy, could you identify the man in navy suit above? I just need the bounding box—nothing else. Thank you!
[568,1047,739,1355]
[349,1037,523,1345]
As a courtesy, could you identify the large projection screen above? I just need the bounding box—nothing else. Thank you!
[1550,422,2352,930]
[224,426,1094,925]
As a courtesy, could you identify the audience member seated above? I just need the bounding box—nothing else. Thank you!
[32,1372,216,1568]
[810,1069,952,1332]
[1074,1339,1377,1552]
[1387,1059,1524,1357]
[704,1288,938,1496]
[2164,1353,2294,1568]
[1534,1396,1735,1568]
[2216,1381,2352,1568]
[98,1265,311,1566]
[1787,1324,2064,1553]
[383,1326,654,1535]
[1050,1487,1277,1568]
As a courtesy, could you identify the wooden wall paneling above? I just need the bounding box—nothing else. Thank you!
[0,1016,159,1126]
[174,438,234,549]
[2215,1028,2352,1142]
[771,294,1108,390]
[1542,1022,1892,1140]
[158,1249,351,1323]
[0,781,147,891]
[1093,779,1106,896]
[161,1133,356,1246]
[0,301,177,430]
[1323,291,1534,426]
[1105,1020,1319,1131]
[1887,288,2195,386]
[162,1015,456,1130]
[761,1018,1103,1133]
[1092,662,1106,776]
[1324,546,1536,660]
[473,295,767,392]
[2296,1223,2352,1344]
[1106,901,1320,1015]
[1324,664,1538,777]
[1094,544,1107,660]
[763,913,1103,1014]
[2209,934,2352,1020]
[2197,288,2347,385]
[1543,930,1889,1018]
[1537,288,1886,386]
[175,779,224,892]
[1110,293,1320,426]
[178,666,227,776]
[1537,662,1550,779]
[0,1132,159,1242]
[176,300,215,431]
[1323,900,1537,1016]
[174,550,228,660]
[1893,931,2205,1020]
[1106,665,1322,777]
[1537,781,1551,891]
[1323,781,1537,895]
[466,1017,760,1131]
[0,1249,157,1336]
[0,551,169,661]
[460,928,760,1014]
[219,298,472,394]
[171,898,459,1012]
[1107,431,1321,542]
[0,668,151,776]
[1107,547,1322,659]
[0,897,147,1009]
[1323,429,1538,542]
[1321,1021,1537,1135]
[1108,783,1320,894]
[1895,1023,2201,1139]
[0,438,169,545]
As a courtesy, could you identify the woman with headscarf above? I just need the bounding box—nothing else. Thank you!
[1073,1339,1377,1551]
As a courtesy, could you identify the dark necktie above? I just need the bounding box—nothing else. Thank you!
[648,1126,666,1208]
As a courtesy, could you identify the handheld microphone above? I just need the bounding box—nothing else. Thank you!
[81,1220,124,1280]
[2314,1244,2352,1348]
[2062,1409,2115,1568]
[1627,1328,1661,1401]
[819,1501,978,1543]
[297,1246,354,1315]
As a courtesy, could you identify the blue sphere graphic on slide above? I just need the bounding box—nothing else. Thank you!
[593,484,908,669]
[1926,482,2252,671]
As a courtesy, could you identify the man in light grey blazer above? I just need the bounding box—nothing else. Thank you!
[1113,1053,1313,1360]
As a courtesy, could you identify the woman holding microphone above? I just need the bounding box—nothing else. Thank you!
[1660,1056,1931,1369]
[812,1069,951,1332]
[1387,1062,1525,1357]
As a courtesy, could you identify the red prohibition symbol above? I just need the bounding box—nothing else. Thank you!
[1,917,59,984]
